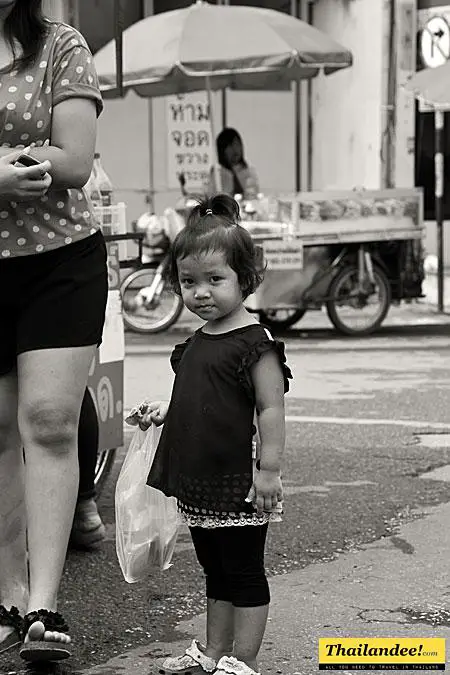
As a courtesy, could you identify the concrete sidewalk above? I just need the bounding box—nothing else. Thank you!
[421,271,450,312]
[81,491,450,674]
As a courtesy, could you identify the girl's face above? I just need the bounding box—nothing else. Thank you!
[224,138,243,167]
[177,250,243,324]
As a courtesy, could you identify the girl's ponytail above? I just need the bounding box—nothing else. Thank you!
[187,193,240,227]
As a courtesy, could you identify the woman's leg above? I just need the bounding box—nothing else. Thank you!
[72,388,105,549]
[77,388,98,502]
[0,370,28,641]
[17,344,96,644]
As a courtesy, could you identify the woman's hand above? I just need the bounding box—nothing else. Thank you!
[247,469,283,514]
[0,150,52,201]
[139,400,170,431]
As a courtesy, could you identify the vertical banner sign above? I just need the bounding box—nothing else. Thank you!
[87,240,124,452]
[166,92,213,193]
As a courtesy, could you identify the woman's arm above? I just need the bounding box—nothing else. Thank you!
[251,350,285,513]
[24,98,97,190]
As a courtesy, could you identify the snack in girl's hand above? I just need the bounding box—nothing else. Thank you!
[125,400,151,427]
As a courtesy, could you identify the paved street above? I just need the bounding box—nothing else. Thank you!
[3,301,450,675]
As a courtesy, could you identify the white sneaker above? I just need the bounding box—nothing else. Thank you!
[159,639,217,674]
[215,656,261,675]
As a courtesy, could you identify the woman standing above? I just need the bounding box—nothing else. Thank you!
[0,0,107,663]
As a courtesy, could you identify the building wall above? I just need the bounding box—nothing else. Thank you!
[311,0,387,190]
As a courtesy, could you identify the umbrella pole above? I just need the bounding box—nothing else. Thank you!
[114,0,124,96]
[435,109,445,312]
[206,76,222,193]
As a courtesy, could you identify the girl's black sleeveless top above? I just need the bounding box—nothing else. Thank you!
[147,324,292,513]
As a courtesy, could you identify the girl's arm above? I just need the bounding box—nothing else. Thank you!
[139,400,170,431]
[23,98,97,190]
[251,350,285,513]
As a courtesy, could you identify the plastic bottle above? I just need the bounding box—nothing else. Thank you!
[93,153,114,231]
[95,153,114,207]
[243,170,259,201]
[84,160,102,210]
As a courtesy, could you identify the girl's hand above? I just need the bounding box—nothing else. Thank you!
[0,150,52,201]
[139,400,169,430]
[248,469,283,514]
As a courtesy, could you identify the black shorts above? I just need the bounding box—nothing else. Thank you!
[0,231,108,376]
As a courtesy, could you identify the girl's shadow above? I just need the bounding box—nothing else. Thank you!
[25,663,82,675]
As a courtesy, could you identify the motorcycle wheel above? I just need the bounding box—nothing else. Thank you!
[94,447,117,496]
[258,308,306,331]
[120,268,184,334]
[326,264,391,336]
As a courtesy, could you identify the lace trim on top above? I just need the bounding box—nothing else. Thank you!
[178,500,282,528]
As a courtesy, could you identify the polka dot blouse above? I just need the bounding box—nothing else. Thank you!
[0,21,103,259]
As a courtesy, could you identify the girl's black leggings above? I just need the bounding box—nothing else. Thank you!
[189,523,270,607]
[77,388,99,501]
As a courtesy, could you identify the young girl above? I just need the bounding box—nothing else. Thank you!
[138,194,292,675]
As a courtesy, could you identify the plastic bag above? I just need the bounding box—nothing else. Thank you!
[115,424,179,583]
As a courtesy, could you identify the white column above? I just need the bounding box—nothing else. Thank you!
[393,0,417,188]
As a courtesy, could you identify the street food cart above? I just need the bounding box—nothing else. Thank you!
[242,188,424,336]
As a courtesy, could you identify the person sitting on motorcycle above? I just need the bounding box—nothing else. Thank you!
[204,127,260,199]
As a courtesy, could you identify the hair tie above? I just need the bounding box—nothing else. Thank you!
[205,209,213,215]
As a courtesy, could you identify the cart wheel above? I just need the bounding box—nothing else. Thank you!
[94,447,117,496]
[326,264,391,336]
[258,308,306,331]
[120,268,184,334]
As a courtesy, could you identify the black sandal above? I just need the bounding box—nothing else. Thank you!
[0,605,23,654]
[19,609,71,662]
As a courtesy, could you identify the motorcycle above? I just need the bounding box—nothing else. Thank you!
[120,214,183,334]
[120,174,205,334]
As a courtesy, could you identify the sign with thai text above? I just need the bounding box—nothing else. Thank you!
[166,92,213,192]
[263,239,304,270]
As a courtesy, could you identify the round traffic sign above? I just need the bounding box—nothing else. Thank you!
[420,15,450,68]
